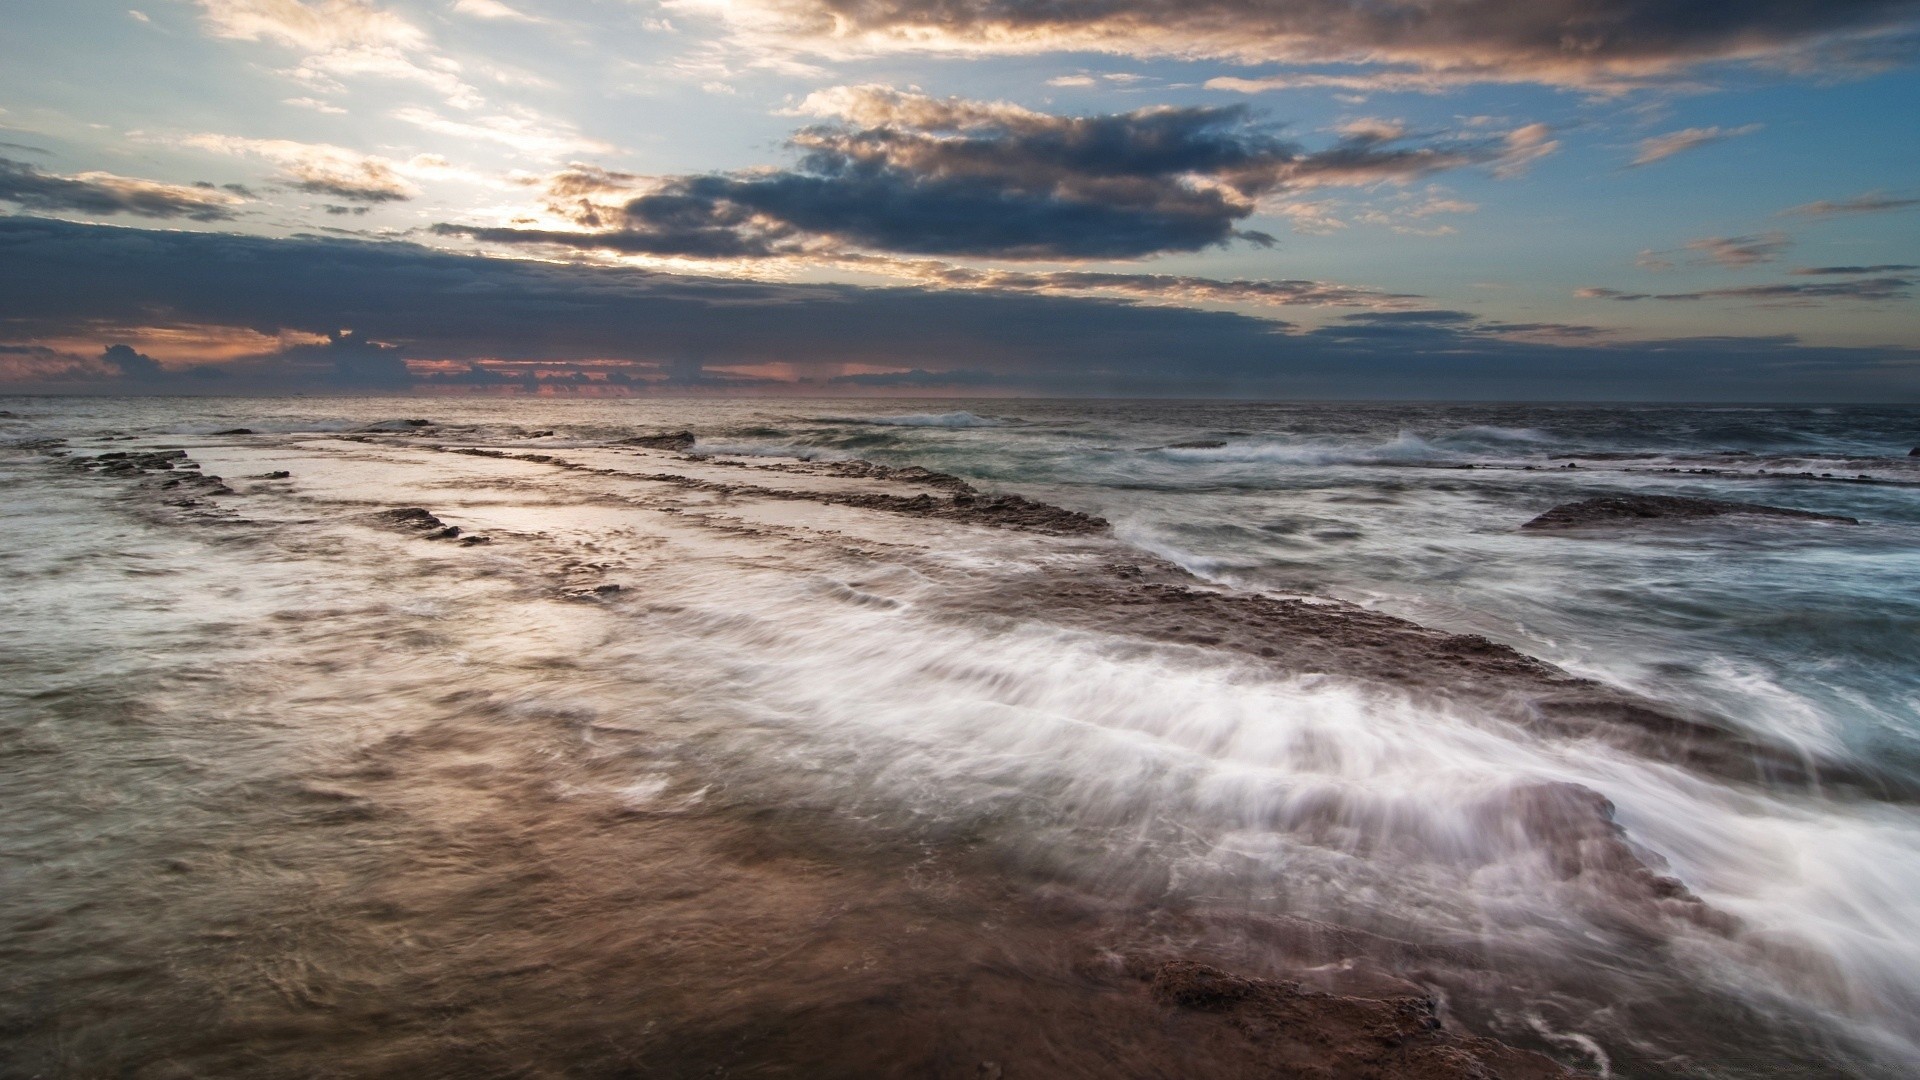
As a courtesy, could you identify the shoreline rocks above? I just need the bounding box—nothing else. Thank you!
[1522,493,1857,530]
[621,430,696,450]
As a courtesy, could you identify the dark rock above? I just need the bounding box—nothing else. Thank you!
[459,535,492,546]
[1165,439,1227,449]
[621,430,696,450]
[1480,781,1735,934]
[1910,447,1919,457]
[1523,494,1857,530]
[592,583,624,595]
[0,410,17,418]
[1142,961,1571,1078]
[1150,961,1260,1009]
[255,471,292,480]
[355,419,434,433]
[212,428,255,435]
[429,525,462,539]
[365,507,448,531]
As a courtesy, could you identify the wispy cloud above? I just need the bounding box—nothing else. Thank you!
[1578,276,1912,304]
[450,0,547,24]
[1683,231,1790,267]
[846,258,1424,310]
[1791,263,1919,275]
[181,135,421,201]
[1629,123,1762,166]
[1779,191,1920,219]
[391,106,612,158]
[193,0,483,109]
[0,157,248,220]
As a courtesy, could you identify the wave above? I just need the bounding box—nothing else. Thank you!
[821,411,1010,428]
[1157,431,1458,466]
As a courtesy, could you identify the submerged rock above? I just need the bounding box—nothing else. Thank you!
[1522,494,1857,530]
[621,430,696,450]
[355,419,434,433]
[1164,439,1228,449]
[212,428,255,435]
[255,471,292,480]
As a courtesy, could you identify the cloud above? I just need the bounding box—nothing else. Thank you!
[193,0,483,108]
[1779,191,1920,218]
[451,0,545,23]
[1684,232,1791,267]
[1791,264,1919,274]
[194,0,425,51]
[861,260,1422,309]
[0,157,247,220]
[181,135,420,202]
[689,0,1920,90]
[102,343,166,378]
[390,106,612,157]
[1578,276,1912,304]
[437,87,1548,260]
[4,217,1916,400]
[1629,123,1763,166]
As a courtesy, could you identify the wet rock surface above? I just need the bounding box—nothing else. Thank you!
[953,565,1907,798]
[1522,494,1858,530]
[620,430,697,450]
[14,426,1907,1078]
[1142,960,1571,1079]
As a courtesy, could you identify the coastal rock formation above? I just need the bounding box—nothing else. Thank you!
[1143,961,1571,1079]
[955,569,1905,797]
[621,430,697,450]
[1481,781,1737,935]
[1522,494,1857,530]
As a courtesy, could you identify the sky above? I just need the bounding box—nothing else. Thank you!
[0,0,1916,399]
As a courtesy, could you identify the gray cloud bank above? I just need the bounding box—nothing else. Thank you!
[718,0,1920,88]
[2,216,1916,400]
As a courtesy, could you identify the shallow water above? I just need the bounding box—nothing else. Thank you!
[2,396,1917,1078]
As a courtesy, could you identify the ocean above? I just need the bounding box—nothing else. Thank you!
[2,396,1917,1078]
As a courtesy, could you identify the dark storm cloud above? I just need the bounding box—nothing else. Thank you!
[439,89,1536,260]
[2,217,1916,400]
[0,157,246,221]
[100,343,165,378]
[721,0,1920,88]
